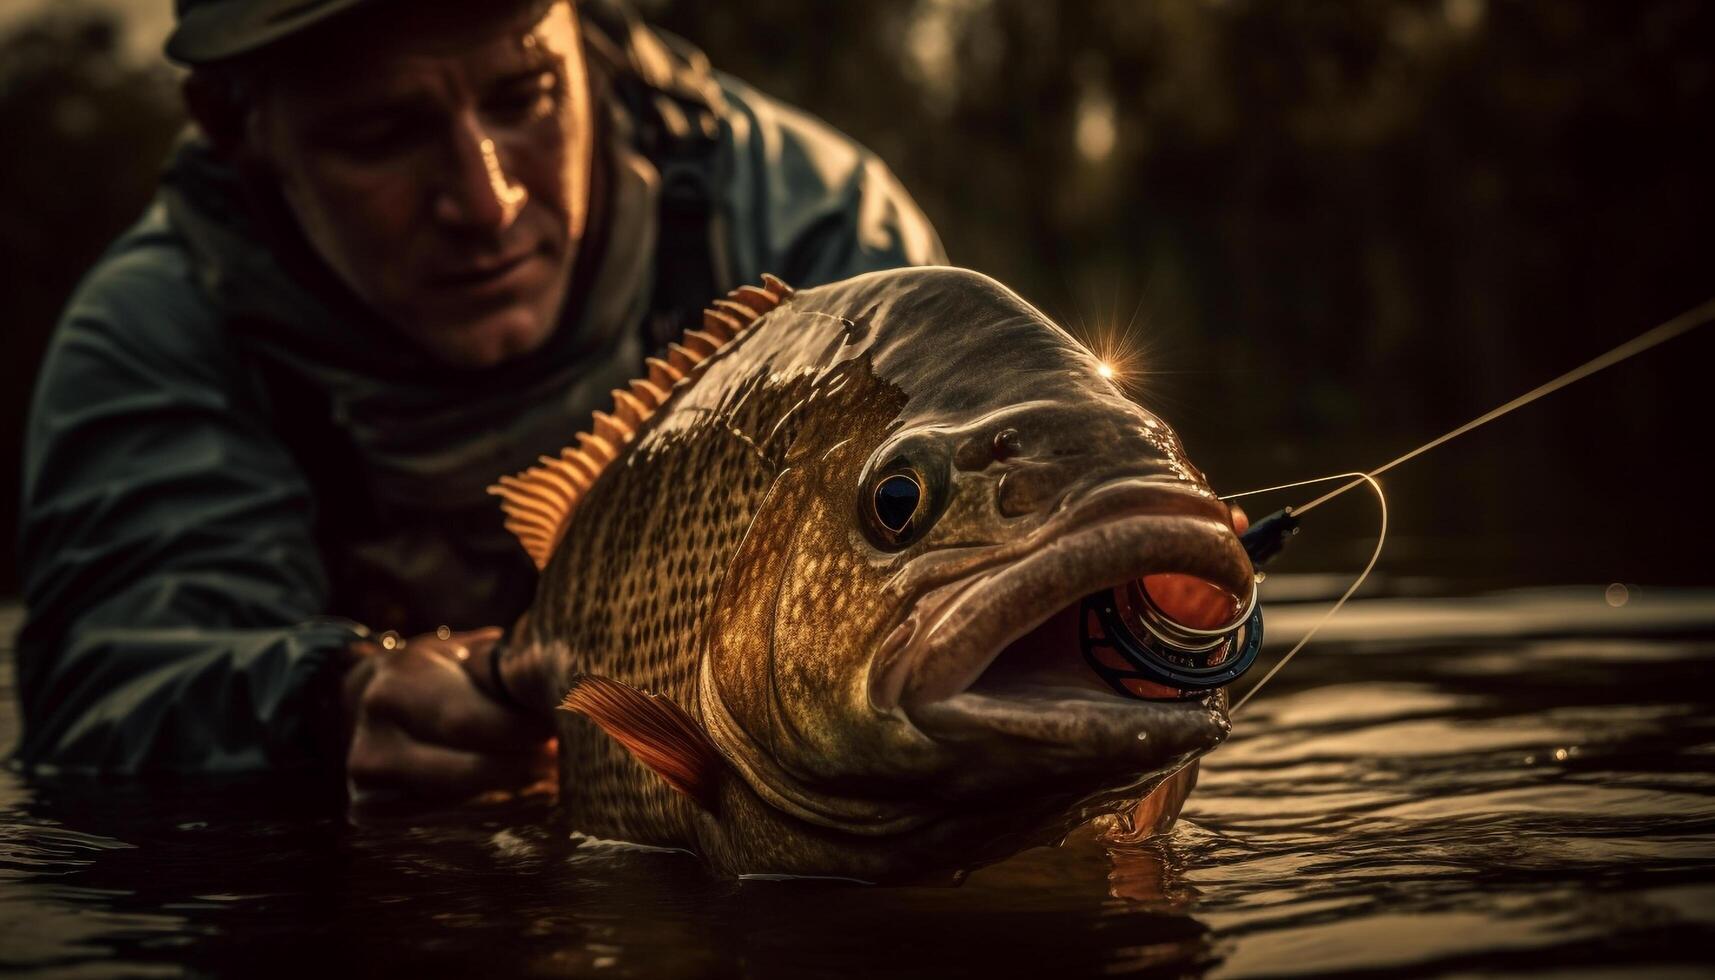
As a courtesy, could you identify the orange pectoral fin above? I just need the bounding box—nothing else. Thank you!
[559,674,727,813]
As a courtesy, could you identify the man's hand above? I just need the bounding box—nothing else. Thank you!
[340,627,557,810]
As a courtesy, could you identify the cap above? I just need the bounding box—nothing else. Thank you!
[165,0,371,66]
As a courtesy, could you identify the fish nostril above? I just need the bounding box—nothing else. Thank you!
[996,464,1060,517]
[991,428,1022,461]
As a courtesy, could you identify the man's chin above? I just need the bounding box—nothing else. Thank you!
[405,307,560,370]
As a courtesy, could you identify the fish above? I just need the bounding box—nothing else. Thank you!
[492,267,1254,881]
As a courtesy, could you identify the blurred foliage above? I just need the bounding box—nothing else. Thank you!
[2,0,1713,588]
[0,7,182,593]
[645,0,1715,583]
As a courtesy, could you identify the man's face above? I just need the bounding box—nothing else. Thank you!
[253,1,592,368]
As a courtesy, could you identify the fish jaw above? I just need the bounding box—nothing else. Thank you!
[876,479,1253,706]
[873,479,1250,795]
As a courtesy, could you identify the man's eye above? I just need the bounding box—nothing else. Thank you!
[324,116,422,159]
[487,71,561,122]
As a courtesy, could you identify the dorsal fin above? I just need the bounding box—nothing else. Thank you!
[488,275,795,569]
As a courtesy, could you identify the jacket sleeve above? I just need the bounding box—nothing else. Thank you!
[13,226,362,773]
[715,73,948,289]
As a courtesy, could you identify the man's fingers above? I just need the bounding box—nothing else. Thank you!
[348,725,556,802]
[462,631,552,713]
[419,628,503,669]
[394,662,555,751]
[360,631,553,751]
[344,627,559,810]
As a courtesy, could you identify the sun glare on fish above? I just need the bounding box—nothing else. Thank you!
[1090,330,1143,383]
[1085,338,1143,393]
[1058,284,1162,401]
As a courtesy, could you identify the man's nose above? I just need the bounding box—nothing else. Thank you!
[433,118,528,233]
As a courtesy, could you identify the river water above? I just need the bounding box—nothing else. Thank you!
[2,585,1713,978]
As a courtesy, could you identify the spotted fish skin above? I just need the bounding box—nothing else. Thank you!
[527,368,842,847]
[524,299,908,852]
[511,267,1245,880]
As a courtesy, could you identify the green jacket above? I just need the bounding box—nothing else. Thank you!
[14,20,943,773]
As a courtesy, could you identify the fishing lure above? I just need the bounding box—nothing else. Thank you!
[1080,513,1289,697]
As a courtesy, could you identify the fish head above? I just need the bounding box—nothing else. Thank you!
[697,268,1253,877]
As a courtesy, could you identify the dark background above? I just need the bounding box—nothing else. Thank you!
[3,0,1713,597]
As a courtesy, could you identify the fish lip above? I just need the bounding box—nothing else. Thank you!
[873,478,1254,717]
[905,688,1229,785]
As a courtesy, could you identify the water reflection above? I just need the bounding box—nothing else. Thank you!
[2,770,1215,977]
[4,586,1714,977]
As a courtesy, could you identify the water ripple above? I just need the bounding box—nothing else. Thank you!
[1,589,1712,977]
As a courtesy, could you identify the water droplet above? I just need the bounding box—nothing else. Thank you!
[1605,583,1630,607]
[1136,731,1149,741]
[1554,747,1569,762]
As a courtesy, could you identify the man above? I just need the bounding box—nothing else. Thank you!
[13,0,943,806]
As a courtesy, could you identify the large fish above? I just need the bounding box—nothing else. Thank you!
[492,267,1254,881]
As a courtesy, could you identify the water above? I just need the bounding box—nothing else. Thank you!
[3,586,1713,978]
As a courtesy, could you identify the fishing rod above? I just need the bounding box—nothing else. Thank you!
[1081,295,1715,711]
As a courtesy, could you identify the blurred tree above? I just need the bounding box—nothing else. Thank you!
[3,1,1713,588]
[643,0,1715,583]
[0,7,182,594]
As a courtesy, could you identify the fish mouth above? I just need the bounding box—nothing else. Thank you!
[875,479,1250,767]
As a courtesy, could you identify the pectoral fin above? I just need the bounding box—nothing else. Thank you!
[559,674,727,813]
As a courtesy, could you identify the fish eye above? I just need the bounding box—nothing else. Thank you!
[872,473,922,536]
[859,438,950,549]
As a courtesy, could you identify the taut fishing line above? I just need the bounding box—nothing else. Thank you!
[1217,294,1715,712]
[1292,296,1715,518]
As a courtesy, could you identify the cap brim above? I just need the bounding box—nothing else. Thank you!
[165,0,371,65]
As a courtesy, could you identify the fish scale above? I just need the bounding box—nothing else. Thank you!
[527,372,820,843]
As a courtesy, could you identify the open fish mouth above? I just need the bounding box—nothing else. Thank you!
[875,479,1251,763]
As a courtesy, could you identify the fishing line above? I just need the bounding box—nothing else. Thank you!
[1209,295,1713,713]
[1222,472,1387,715]
[1290,295,1715,517]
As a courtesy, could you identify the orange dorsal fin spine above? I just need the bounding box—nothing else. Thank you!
[487,276,795,569]
[609,387,648,426]
[713,298,760,323]
[629,378,668,408]
[700,308,741,340]
[665,343,699,374]
[576,430,616,464]
[645,357,682,388]
[591,411,632,448]
[560,674,727,812]
[555,448,599,484]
